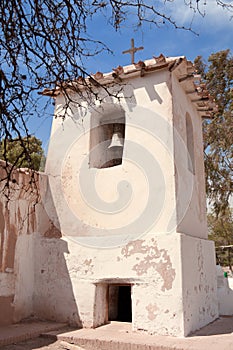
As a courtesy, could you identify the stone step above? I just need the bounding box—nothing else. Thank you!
[0,321,67,347]
[40,319,233,350]
[41,323,175,350]
[59,340,87,350]
[56,337,174,350]
[40,327,77,340]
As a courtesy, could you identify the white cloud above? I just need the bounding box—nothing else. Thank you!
[165,0,233,30]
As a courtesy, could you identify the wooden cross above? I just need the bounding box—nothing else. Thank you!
[122,39,144,64]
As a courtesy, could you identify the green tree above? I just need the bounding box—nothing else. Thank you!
[208,210,233,270]
[194,50,233,216]
[0,136,45,171]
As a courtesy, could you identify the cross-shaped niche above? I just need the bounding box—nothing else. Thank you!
[89,105,125,169]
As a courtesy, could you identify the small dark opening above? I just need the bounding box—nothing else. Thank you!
[118,286,132,322]
[108,285,132,322]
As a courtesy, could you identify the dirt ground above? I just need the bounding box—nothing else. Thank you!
[0,337,90,350]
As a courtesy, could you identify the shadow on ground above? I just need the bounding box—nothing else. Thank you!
[0,337,59,350]
[191,316,233,336]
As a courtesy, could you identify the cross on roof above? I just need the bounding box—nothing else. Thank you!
[122,38,144,64]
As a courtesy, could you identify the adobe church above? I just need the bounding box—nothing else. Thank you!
[0,44,221,336]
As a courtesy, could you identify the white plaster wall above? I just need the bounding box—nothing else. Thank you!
[133,283,184,336]
[42,68,218,336]
[228,277,233,289]
[33,230,185,335]
[172,75,208,239]
[0,60,220,337]
[131,234,184,336]
[13,233,35,322]
[181,234,218,336]
[93,283,108,328]
[45,70,178,243]
[216,266,233,316]
[33,236,83,326]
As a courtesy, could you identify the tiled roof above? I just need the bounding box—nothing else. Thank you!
[42,55,217,118]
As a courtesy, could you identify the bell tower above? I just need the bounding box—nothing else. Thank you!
[43,54,218,336]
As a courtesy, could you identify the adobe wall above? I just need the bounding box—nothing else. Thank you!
[0,162,36,324]
[0,163,60,325]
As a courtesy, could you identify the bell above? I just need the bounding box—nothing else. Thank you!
[108,131,124,149]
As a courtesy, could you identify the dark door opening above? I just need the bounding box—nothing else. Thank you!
[108,285,132,322]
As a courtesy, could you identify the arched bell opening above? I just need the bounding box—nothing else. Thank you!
[89,105,125,169]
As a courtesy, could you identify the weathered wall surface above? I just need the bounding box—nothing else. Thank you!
[216,266,233,316]
[0,164,63,325]
[45,69,178,243]
[42,65,218,336]
[172,72,208,239]
[170,67,219,334]
[0,162,36,325]
[0,273,15,325]
[181,234,218,335]
[33,235,84,326]
[34,232,184,335]
[33,231,218,336]
[0,62,219,336]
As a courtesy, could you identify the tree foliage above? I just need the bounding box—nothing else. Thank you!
[194,50,233,216]
[0,136,45,171]
[208,210,233,269]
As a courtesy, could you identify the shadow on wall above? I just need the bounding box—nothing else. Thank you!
[0,164,83,328]
[0,162,35,326]
[34,175,83,328]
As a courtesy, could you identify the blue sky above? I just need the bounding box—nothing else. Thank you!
[28,0,233,150]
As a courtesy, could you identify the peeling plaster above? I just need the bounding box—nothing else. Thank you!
[44,221,62,238]
[83,259,94,274]
[67,256,94,277]
[146,303,159,320]
[121,239,176,291]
